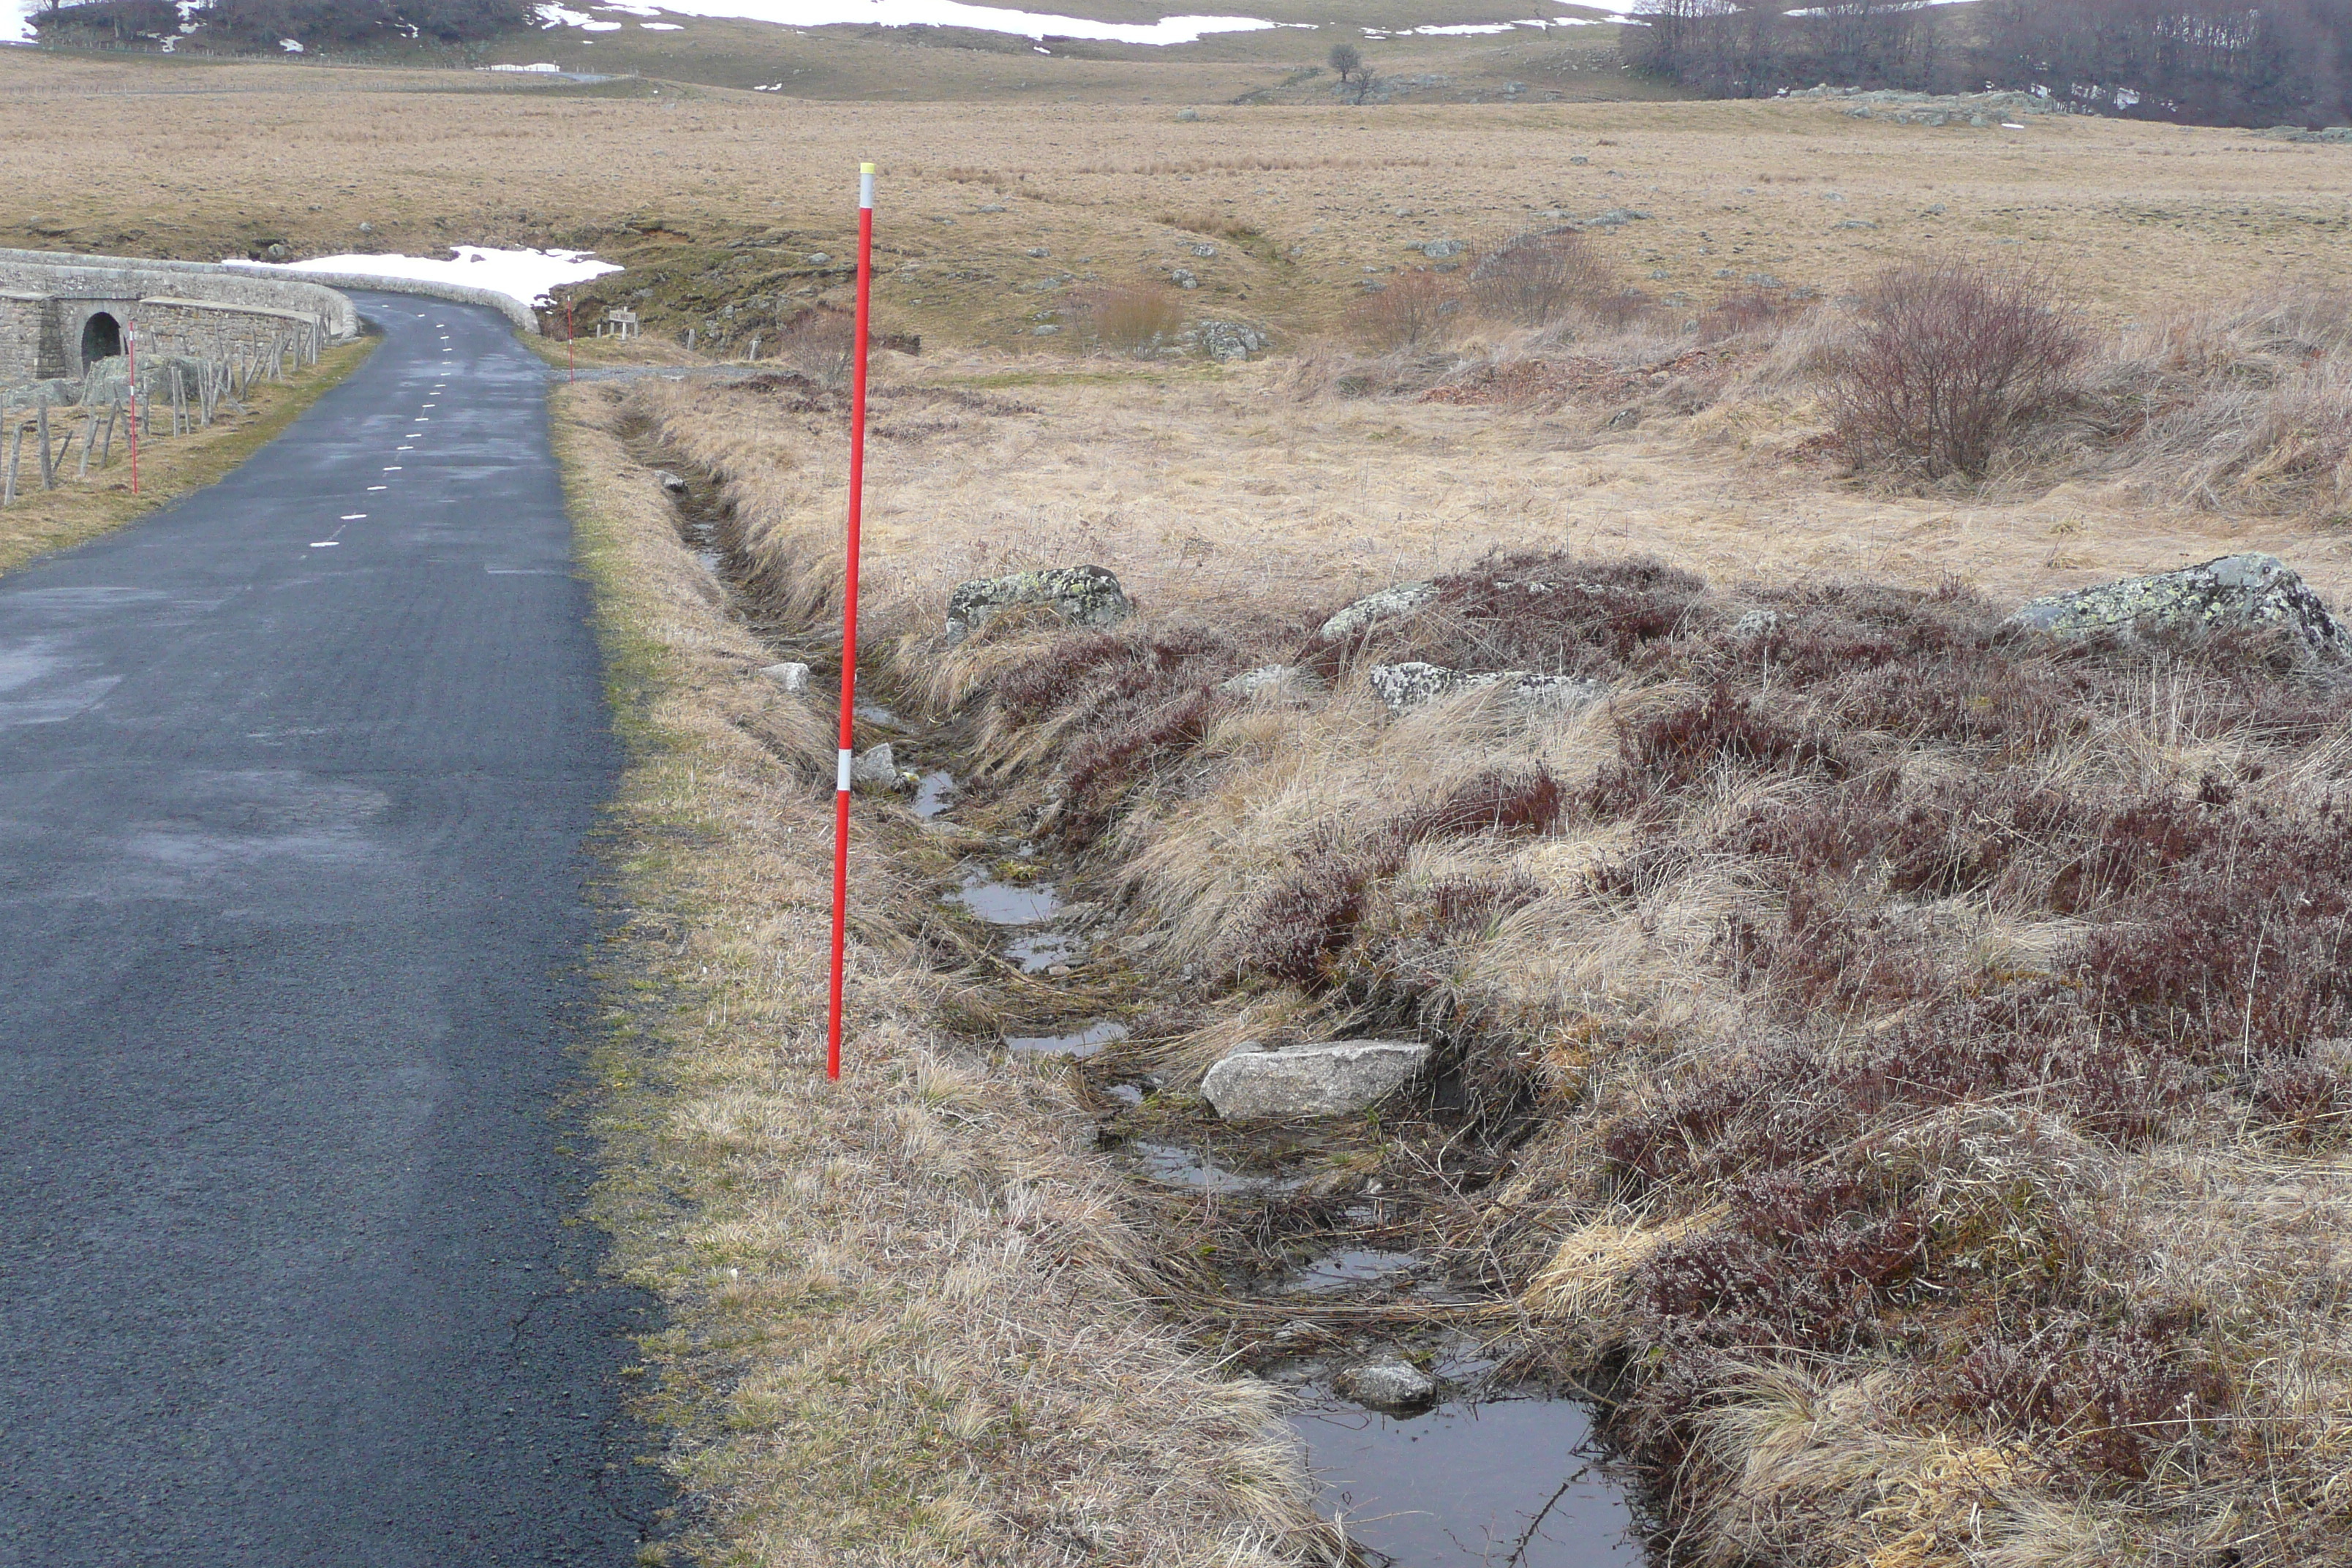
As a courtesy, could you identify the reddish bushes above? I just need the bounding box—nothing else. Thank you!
[1828,260,2091,478]
[1589,685,1847,817]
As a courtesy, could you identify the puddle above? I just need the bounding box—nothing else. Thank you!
[856,701,900,727]
[945,870,1060,925]
[1284,1249,1424,1295]
[1124,1140,1307,1196]
[695,548,722,573]
[1104,1083,1145,1108]
[1007,1019,1128,1058]
[911,769,957,819]
[1004,929,1082,973]
[1294,1395,1648,1567]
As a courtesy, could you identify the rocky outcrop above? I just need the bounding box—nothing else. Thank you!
[945,565,1131,644]
[1333,1358,1438,1416]
[2005,554,2348,663]
[1319,582,1436,641]
[1366,661,1605,715]
[1201,1039,1430,1121]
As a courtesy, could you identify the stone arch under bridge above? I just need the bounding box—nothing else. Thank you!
[0,253,358,391]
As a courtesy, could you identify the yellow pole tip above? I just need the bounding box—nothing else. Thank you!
[861,162,877,173]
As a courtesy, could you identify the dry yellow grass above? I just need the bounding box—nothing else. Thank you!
[556,384,1330,1567]
[1,49,2345,349]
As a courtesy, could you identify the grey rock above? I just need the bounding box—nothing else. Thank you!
[976,203,1007,213]
[851,742,903,790]
[1170,268,1199,290]
[1032,325,1060,336]
[1569,154,1588,165]
[1366,662,1605,716]
[1420,238,1466,258]
[2005,554,2348,663]
[1590,208,1651,226]
[758,660,812,693]
[1194,319,1268,363]
[1025,246,1049,257]
[1190,242,1218,259]
[1319,581,1436,640]
[1201,1039,1431,1121]
[805,252,832,265]
[655,470,688,495]
[946,565,1132,644]
[1334,1358,1438,1416]
[1218,664,1324,703]
[1731,609,1781,641]
[1836,219,1879,230]
[1175,106,1200,121]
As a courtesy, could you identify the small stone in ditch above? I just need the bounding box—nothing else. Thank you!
[758,661,811,693]
[1334,1358,1437,1416]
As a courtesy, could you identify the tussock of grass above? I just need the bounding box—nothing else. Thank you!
[556,384,1327,1567]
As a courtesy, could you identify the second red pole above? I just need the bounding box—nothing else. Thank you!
[826,162,876,1082]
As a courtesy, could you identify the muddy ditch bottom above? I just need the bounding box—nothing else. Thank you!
[938,821,1655,1567]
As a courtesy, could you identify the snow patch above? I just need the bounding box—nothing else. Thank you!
[538,3,622,29]
[242,246,623,311]
[536,0,1281,46]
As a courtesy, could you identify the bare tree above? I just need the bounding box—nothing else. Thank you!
[1327,38,1362,86]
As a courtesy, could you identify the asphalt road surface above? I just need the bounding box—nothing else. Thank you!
[0,297,663,1565]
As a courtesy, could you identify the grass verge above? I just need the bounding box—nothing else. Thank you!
[551,382,1326,1567]
[0,334,375,578]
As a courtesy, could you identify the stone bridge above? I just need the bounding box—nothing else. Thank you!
[0,251,359,388]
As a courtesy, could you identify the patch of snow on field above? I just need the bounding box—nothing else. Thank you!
[540,0,1281,46]
[538,3,623,29]
[245,247,623,310]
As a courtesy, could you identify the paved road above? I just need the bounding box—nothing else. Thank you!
[0,297,661,1565]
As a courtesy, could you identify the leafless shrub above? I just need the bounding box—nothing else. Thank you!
[770,307,857,388]
[1346,271,1462,351]
[1828,260,2091,480]
[1467,229,1622,327]
[1087,284,1185,356]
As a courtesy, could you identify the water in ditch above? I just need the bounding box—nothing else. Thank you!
[1292,1392,1648,1568]
[916,734,1650,1564]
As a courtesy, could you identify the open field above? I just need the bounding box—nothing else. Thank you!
[15,34,2352,1567]
[0,48,2344,352]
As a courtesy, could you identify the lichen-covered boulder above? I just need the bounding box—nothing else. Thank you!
[2005,554,2348,663]
[1366,661,1605,715]
[945,565,1131,644]
[1201,1039,1430,1121]
[1319,581,1436,641]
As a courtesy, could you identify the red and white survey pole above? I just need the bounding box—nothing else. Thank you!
[825,162,877,1082]
[125,318,140,497]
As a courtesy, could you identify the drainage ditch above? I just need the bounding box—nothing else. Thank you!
[654,452,1659,1568]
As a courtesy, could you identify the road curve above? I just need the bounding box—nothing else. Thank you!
[0,296,661,1565]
